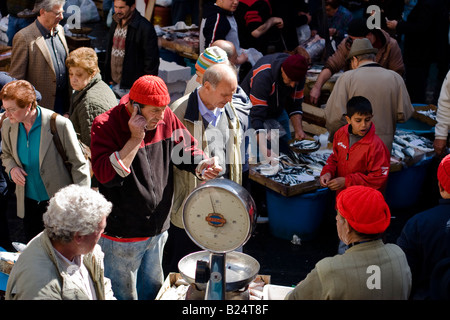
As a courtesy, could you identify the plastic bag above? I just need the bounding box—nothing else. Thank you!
[296,24,311,45]
[79,0,100,23]
[156,0,173,6]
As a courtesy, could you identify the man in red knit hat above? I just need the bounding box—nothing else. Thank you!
[90,75,221,300]
[286,185,411,300]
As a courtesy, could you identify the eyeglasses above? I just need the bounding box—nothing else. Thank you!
[48,9,64,16]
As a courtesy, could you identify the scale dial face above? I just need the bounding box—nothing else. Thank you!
[183,185,252,253]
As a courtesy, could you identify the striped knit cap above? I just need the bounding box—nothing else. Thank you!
[195,46,228,75]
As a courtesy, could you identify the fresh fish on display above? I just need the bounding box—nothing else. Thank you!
[402,146,415,158]
[417,109,437,121]
[289,139,320,151]
[392,142,406,160]
[391,130,434,159]
[253,149,332,186]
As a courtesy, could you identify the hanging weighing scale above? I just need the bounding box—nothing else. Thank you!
[178,179,259,300]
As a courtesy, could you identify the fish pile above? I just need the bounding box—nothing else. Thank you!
[417,109,437,121]
[254,149,332,186]
[391,129,434,160]
[289,139,321,152]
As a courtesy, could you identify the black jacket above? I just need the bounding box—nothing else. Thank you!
[104,10,160,89]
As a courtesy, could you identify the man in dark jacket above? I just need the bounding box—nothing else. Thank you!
[240,53,308,147]
[91,75,221,300]
[397,154,450,300]
[104,0,160,92]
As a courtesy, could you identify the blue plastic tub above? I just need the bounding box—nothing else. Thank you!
[385,156,433,209]
[0,246,8,292]
[396,104,435,136]
[266,187,332,241]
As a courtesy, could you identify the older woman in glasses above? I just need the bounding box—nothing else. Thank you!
[0,80,90,242]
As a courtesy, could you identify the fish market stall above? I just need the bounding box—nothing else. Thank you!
[386,128,436,209]
[156,23,199,60]
[250,113,437,240]
[250,135,334,242]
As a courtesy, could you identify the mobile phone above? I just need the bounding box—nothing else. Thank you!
[133,103,142,115]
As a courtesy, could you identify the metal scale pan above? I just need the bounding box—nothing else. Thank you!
[179,179,259,299]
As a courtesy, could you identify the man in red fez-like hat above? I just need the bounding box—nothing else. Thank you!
[90,75,221,300]
[286,186,411,300]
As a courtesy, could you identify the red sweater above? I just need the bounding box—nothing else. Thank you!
[320,123,390,196]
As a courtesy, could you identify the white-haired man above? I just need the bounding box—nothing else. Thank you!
[6,185,115,300]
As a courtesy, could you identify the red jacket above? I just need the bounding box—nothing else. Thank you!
[321,123,390,196]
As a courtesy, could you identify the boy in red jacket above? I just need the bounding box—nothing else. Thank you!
[320,96,390,196]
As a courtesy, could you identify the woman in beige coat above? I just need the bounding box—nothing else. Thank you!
[0,80,90,241]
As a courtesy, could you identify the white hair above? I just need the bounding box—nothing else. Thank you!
[34,0,66,13]
[43,185,112,243]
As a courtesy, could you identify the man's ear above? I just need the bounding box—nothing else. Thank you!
[73,232,84,245]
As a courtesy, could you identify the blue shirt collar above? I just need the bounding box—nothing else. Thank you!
[197,88,223,127]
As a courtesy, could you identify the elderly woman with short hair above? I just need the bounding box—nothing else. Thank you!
[65,47,117,147]
[5,184,115,300]
[0,79,90,241]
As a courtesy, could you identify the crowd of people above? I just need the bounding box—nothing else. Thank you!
[0,0,449,300]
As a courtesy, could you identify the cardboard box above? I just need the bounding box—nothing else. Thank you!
[156,272,270,300]
[412,104,437,127]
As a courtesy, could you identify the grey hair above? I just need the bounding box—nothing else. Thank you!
[34,0,66,13]
[355,53,376,62]
[43,185,112,243]
[202,63,237,88]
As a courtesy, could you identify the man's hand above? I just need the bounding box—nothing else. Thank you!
[386,19,398,30]
[309,84,322,105]
[294,128,307,141]
[129,104,147,140]
[434,138,448,157]
[196,156,223,180]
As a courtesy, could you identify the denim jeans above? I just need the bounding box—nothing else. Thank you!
[98,231,168,300]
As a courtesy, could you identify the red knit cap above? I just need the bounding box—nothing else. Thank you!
[336,186,391,234]
[281,54,308,82]
[129,75,170,107]
[437,154,450,193]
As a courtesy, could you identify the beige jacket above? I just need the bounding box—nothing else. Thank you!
[170,92,243,228]
[286,240,412,300]
[6,231,115,300]
[1,107,90,218]
[9,21,69,110]
[325,62,414,152]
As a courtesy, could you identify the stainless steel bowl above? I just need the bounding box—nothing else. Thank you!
[178,250,260,292]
